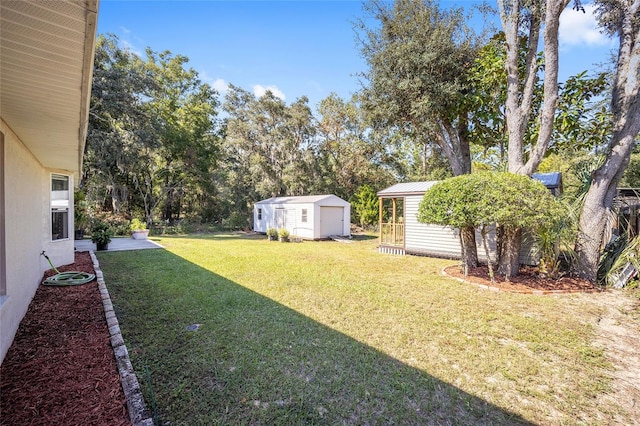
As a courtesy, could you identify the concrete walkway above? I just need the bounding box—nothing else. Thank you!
[75,237,163,252]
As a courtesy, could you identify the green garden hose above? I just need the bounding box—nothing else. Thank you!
[41,251,95,286]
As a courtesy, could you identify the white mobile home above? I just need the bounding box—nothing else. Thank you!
[0,0,98,363]
[254,195,350,240]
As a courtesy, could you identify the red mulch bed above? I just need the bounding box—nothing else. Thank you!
[444,264,603,294]
[0,252,130,426]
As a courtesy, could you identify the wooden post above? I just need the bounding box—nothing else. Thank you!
[392,198,397,244]
[379,197,383,243]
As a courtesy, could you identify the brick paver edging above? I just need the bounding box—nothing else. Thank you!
[89,250,154,426]
[441,268,604,295]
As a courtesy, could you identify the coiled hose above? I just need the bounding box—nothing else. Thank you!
[41,251,95,286]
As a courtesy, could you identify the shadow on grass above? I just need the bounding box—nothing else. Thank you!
[350,233,378,241]
[99,249,532,425]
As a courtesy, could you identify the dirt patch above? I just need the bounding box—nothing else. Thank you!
[589,291,640,424]
[445,264,640,423]
[444,264,603,293]
[0,252,130,426]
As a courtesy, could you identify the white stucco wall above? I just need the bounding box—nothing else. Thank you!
[0,121,75,364]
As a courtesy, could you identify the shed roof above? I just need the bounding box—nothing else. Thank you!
[531,172,562,189]
[379,173,563,197]
[377,181,437,197]
[256,194,349,205]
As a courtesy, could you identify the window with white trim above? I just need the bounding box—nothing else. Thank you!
[301,208,308,223]
[258,208,262,220]
[51,174,69,240]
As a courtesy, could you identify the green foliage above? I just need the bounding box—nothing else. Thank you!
[351,184,379,227]
[130,218,147,231]
[466,31,611,171]
[315,94,389,199]
[553,71,610,152]
[418,172,561,232]
[221,211,248,231]
[266,228,278,239]
[222,86,316,215]
[485,174,562,230]
[90,222,113,245]
[533,196,579,279]
[419,172,563,277]
[598,235,640,287]
[417,176,483,228]
[91,211,131,236]
[74,189,89,230]
[85,34,220,225]
[573,156,606,200]
[278,228,290,242]
[357,0,482,176]
[466,32,509,155]
[619,153,640,188]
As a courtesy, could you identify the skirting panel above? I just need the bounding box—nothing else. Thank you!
[378,246,406,255]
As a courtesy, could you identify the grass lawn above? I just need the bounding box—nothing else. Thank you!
[98,233,628,425]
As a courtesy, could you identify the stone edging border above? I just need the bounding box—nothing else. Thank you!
[441,267,604,295]
[89,250,154,426]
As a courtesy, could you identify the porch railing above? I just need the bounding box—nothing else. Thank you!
[380,222,404,246]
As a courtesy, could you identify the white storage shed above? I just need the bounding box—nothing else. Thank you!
[377,181,544,265]
[254,195,351,240]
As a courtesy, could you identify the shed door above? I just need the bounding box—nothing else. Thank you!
[275,208,286,229]
[320,207,344,237]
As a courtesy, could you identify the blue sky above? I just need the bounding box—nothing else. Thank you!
[96,1,616,111]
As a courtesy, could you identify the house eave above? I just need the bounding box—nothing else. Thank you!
[0,0,99,180]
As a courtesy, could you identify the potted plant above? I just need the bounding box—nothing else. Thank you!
[130,218,150,240]
[278,228,290,243]
[266,227,278,241]
[91,222,113,251]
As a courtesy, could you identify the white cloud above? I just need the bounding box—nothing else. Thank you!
[199,71,230,96]
[559,3,609,47]
[212,78,230,95]
[253,84,286,100]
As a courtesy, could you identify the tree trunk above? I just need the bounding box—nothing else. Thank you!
[574,1,640,282]
[459,226,478,275]
[499,0,541,173]
[497,227,522,280]
[574,138,635,281]
[520,0,569,176]
[574,183,617,282]
[496,0,569,276]
[163,187,173,222]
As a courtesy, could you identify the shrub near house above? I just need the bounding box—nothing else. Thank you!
[418,172,563,277]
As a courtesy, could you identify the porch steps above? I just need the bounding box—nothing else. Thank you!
[378,246,405,255]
